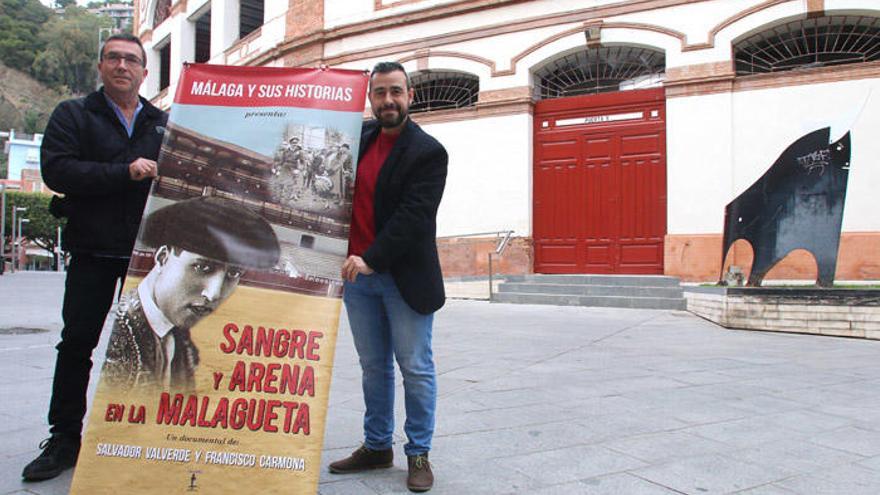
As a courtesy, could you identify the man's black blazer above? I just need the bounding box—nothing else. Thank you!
[358,118,448,315]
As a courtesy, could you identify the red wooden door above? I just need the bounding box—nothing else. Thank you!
[533,88,666,274]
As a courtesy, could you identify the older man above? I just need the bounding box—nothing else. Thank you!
[103,196,281,391]
[25,33,166,482]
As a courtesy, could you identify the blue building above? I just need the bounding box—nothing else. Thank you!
[3,130,43,187]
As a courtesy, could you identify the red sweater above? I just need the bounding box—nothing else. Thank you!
[349,131,399,256]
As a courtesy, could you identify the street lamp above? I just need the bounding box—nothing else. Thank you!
[11,206,26,273]
[17,218,30,271]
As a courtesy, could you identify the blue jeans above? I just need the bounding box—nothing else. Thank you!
[343,272,436,456]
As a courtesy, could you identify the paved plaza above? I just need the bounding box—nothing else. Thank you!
[3,271,880,494]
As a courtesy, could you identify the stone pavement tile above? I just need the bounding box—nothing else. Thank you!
[421,456,538,494]
[844,364,880,380]
[823,378,880,402]
[431,421,587,459]
[561,395,656,421]
[351,466,430,495]
[632,454,791,494]
[735,376,827,394]
[774,384,864,406]
[510,480,589,495]
[642,399,752,426]
[602,431,730,464]
[437,402,583,435]
[731,484,799,494]
[0,451,71,495]
[689,358,762,371]
[717,394,814,416]
[438,362,515,383]
[856,455,880,471]
[620,386,728,410]
[776,371,867,388]
[774,464,880,495]
[499,444,647,485]
[321,405,368,449]
[664,370,741,386]
[762,408,855,434]
[814,400,880,426]
[572,410,689,445]
[685,416,806,449]
[318,478,381,494]
[529,473,680,495]
[0,412,45,436]
[343,466,411,495]
[726,438,865,476]
[569,375,689,399]
[637,358,727,374]
[713,364,813,381]
[3,427,55,460]
[685,382,776,401]
[809,426,880,456]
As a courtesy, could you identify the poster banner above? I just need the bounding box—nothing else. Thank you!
[70,64,369,494]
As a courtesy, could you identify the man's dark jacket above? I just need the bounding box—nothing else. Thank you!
[41,88,167,257]
[359,119,448,315]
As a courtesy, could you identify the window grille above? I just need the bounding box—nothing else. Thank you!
[534,46,665,99]
[410,71,479,113]
[735,16,880,74]
[240,0,264,39]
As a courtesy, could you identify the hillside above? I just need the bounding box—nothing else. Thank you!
[0,61,70,134]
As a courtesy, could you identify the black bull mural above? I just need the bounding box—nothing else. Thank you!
[721,127,851,287]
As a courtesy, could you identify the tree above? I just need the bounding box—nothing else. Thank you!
[3,191,65,268]
[32,6,112,94]
[0,0,51,72]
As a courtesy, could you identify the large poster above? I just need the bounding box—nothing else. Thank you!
[70,64,369,494]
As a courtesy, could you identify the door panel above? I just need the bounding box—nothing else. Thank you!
[533,88,666,274]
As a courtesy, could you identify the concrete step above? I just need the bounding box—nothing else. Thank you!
[505,274,682,287]
[493,274,687,310]
[497,282,683,298]
[492,291,687,310]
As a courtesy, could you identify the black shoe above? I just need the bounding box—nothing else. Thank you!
[328,445,393,474]
[21,434,81,481]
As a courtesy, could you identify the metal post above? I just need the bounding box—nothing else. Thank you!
[57,225,63,272]
[17,218,29,271]
[0,183,5,274]
[488,252,494,302]
[11,205,16,274]
[11,206,26,273]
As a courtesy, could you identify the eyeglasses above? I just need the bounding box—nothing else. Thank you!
[103,52,144,67]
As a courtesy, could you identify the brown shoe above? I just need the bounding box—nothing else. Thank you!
[407,453,433,492]
[328,445,393,474]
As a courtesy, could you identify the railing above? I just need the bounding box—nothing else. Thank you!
[438,230,514,301]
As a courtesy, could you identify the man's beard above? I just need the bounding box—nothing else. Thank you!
[374,104,408,128]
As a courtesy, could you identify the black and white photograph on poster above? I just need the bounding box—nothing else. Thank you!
[269,124,355,216]
[129,118,358,298]
[103,196,282,393]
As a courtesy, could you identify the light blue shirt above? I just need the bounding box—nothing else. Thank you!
[104,93,143,138]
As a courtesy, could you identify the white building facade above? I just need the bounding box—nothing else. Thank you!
[133,0,880,282]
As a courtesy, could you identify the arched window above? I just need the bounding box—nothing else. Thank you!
[409,70,479,113]
[153,0,171,28]
[534,46,665,100]
[735,15,880,75]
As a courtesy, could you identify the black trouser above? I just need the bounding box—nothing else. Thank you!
[48,254,129,437]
